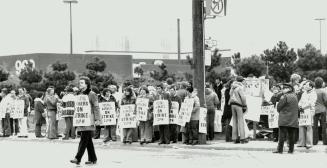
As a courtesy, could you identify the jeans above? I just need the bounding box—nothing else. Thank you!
[185,120,199,143]
[64,117,76,138]
[104,125,117,141]
[313,112,327,145]
[231,105,245,140]
[298,126,313,147]
[139,121,153,142]
[123,128,134,142]
[75,131,97,162]
[10,118,19,135]
[159,125,170,144]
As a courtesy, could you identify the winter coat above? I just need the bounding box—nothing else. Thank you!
[299,89,317,125]
[44,95,58,112]
[76,88,101,132]
[315,88,327,114]
[229,81,247,107]
[222,87,232,121]
[185,94,200,121]
[277,92,299,128]
[205,88,219,109]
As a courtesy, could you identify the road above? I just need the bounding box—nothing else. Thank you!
[0,139,326,168]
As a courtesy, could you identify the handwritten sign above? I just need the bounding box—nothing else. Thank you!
[153,100,169,125]
[299,110,312,126]
[61,94,76,117]
[214,110,223,132]
[99,102,116,126]
[13,100,24,119]
[261,105,274,115]
[199,108,207,134]
[268,107,279,128]
[73,95,92,127]
[184,98,194,124]
[120,104,137,128]
[136,98,149,121]
[169,101,179,124]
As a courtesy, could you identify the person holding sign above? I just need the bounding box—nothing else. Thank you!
[44,87,59,139]
[205,83,219,141]
[70,76,100,166]
[121,87,137,144]
[34,92,46,138]
[62,85,77,140]
[154,84,170,145]
[17,87,30,138]
[298,80,316,149]
[184,86,200,145]
[273,83,299,154]
[99,88,118,143]
[167,85,182,143]
[137,86,154,145]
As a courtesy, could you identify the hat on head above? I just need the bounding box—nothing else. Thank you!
[236,76,244,82]
[282,83,294,92]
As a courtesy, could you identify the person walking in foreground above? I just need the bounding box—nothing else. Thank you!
[273,83,299,154]
[70,76,101,166]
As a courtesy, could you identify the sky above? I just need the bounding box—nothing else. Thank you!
[0,0,327,59]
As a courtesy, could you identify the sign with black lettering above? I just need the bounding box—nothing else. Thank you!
[99,102,116,126]
[169,101,179,124]
[61,94,76,117]
[199,108,207,134]
[153,100,169,125]
[120,104,137,128]
[136,98,149,121]
[73,95,92,126]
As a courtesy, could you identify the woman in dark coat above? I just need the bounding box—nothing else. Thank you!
[70,76,101,165]
[273,83,299,154]
[222,80,233,142]
[121,87,137,144]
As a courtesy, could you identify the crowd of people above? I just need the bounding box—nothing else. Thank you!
[1,73,327,159]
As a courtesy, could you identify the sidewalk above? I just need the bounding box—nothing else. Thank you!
[1,133,326,153]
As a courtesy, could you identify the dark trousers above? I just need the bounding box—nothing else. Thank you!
[207,108,215,140]
[35,115,44,137]
[277,126,297,153]
[2,114,11,136]
[169,124,179,142]
[94,126,102,138]
[273,128,279,141]
[10,118,19,135]
[159,125,170,144]
[224,118,232,142]
[313,113,327,145]
[186,120,199,143]
[104,125,117,141]
[75,131,97,162]
[64,117,76,138]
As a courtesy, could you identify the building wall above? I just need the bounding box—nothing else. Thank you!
[0,53,133,80]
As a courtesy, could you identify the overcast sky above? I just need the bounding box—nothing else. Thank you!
[0,0,326,58]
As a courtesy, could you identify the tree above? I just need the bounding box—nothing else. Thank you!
[235,55,266,78]
[83,57,116,91]
[150,63,176,82]
[231,52,241,67]
[43,61,76,95]
[296,44,324,72]
[261,41,297,82]
[19,61,45,93]
[0,67,9,82]
[134,66,144,77]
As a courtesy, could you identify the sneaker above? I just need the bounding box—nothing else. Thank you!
[85,161,97,165]
[70,159,80,165]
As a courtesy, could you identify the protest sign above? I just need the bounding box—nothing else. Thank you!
[169,101,179,124]
[184,98,194,123]
[153,100,169,125]
[120,104,137,128]
[56,102,63,120]
[13,100,24,119]
[268,107,279,128]
[73,95,92,127]
[61,94,76,117]
[99,102,116,126]
[199,108,207,134]
[214,110,223,132]
[244,95,261,122]
[261,105,274,115]
[136,98,149,121]
[178,102,188,126]
[299,110,312,126]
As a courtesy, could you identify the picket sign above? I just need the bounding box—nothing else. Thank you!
[13,100,24,119]
[120,104,137,128]
[178,102,189,126]
[61,94,76,117]
[56,102,63,120]
[214,110,223,132]
[99,102,116,126]
[153,100,169,125]
[299,109,312,126]
[73,95,92,127]
[169,101,179,124]
[268,107,279,128]
[199,108,207,134]
[261,105,274,115]
[136,98,149,121]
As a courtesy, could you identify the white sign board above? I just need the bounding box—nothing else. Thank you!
[268,107,279,128]
[136,98,149,121]
[153,100,169,125]
[61,94,76,117]
[120,104,137,128]
[299,110,312,126]
[99,102,116,126]
[169,101,179,125]
[199,108,207,134]
[73,95,92,127]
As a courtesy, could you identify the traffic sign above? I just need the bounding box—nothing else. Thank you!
[205,0,227,17]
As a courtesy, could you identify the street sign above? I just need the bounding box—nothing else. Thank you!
[205,0,227,17]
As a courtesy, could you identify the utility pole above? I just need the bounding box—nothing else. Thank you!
[193,0,206,144]
[177,18,181,64]
[315,18,326,53]
[63,0,78,55]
